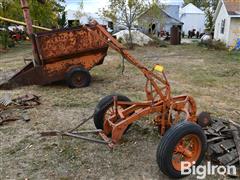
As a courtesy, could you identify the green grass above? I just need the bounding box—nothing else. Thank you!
[228,51,240,61]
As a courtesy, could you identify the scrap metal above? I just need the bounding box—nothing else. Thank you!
[0,94,40,126]
[205,118,240,166]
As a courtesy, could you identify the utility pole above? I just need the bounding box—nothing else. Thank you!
[19,0,38,66]
[19,0,33,35]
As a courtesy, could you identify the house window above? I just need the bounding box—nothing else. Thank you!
[221,19,225,34]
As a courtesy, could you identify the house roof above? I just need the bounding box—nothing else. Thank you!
[223,0,240,15]
[164,5,180,20]
[213,0,240,21]
[214,0,240,20]
[180,3,205,15]
[163,9,183,24]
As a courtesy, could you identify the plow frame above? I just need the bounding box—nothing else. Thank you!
[99,89,197,146]
[86,21,198,146]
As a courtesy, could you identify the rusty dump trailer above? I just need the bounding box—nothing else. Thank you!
[0,25,108,89]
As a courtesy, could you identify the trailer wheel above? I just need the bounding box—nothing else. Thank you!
[66,67,91,88]
[94,94,131,134]
[156,121,207,178]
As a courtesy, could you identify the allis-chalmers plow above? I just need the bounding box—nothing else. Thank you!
[89,21,207,178]
[40,21,209,178]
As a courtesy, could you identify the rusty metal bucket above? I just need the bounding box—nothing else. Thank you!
[0,25,108,89]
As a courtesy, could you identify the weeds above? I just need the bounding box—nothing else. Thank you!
[0,43,239,179]
[198,39,228,51]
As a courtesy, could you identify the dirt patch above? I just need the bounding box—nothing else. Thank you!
[0,43,239,179]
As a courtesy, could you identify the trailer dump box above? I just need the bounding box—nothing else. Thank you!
[0,25,108,89]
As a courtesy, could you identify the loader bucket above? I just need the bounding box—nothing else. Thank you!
[0,62,46,89]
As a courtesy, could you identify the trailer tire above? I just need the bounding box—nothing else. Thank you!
[94,94,132,133]
[156,121,207,178]
[66,67,91,88]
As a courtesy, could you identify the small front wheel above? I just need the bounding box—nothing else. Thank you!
[156,121,207,178]
[66,67,91,88]
[94,94,131,135]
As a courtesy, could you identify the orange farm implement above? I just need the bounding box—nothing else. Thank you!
[89,21,208,178]
[42,21,209,178]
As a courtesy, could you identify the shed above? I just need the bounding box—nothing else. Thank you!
[180,3,205,34]
[137,5,183,34]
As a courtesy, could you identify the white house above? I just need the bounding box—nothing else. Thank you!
[180,3,205,34]
[214,0,240,47]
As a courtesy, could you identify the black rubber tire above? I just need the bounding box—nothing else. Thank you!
[156,121,207,178]
[94,94,131,131]
[66,67,91,88]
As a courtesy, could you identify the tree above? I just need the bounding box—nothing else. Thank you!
[0,0,65,48]
[0,0,21,49]
[0,0,22,20]
[74,0,85,22]
[58,11,67,28]
[204,0,219,31]
[29,0,65,28]
[139,0,165,35]
[102,0,146,49]
[0,0,65,28]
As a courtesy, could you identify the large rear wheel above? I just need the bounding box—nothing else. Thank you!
[156,121,207,178]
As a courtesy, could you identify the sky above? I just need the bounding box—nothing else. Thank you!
[65,0,109,12]
[65,0,184,13]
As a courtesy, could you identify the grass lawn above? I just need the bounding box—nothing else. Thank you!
[0,42,239,179]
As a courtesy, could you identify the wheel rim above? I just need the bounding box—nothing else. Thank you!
[172,134,202,171]
[104,106,115,121]
[72,73,85,87]
[103,105,125,134]
[104,105,124,123]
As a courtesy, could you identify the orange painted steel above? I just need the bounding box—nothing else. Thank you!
[88,21,197,145]
[172,134,202,171]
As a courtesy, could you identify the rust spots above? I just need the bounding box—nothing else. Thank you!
[35,27,107,63]
[1,26,108,88]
